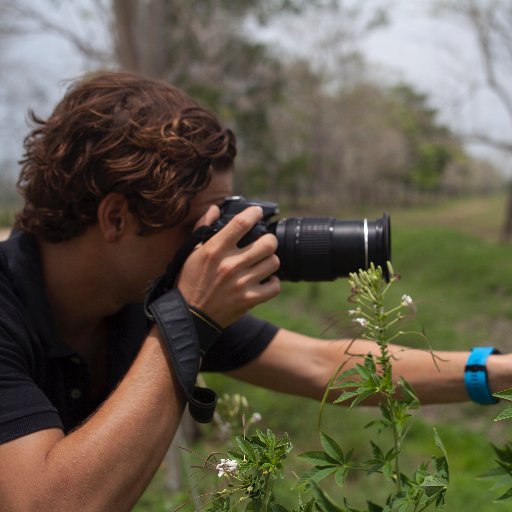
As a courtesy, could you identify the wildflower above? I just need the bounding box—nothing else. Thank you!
[216,458,239,477]
[353,317,368,328]
[348,309,361,316]
[401,294,416,313]
[401,294,413,306]
[250,412,262,423]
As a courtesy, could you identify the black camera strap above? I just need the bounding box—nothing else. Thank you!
[147,288,218,423]
[144,224,220,423]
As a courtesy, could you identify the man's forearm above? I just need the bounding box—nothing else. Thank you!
[230,330,512,406]
[330,341,512,405]
[11,327,184,512]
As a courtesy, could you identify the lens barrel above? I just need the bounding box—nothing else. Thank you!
[270,214,391,282]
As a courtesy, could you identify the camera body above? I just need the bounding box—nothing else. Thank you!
[208,196,391,282]
[209,196,279,247]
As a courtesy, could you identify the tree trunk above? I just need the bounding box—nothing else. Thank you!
[163,410,199,492]
[112,0,168,77]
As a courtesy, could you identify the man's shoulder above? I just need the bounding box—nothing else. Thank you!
[0,231,42,341]
[0,230,29,296]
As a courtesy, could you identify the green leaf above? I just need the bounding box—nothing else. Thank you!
[333,390,361,405]
[298,451,338,466]
[320,432,346,463]
[493,388,512,402]
[494,405,512,422]
[256,428,276,448]
[356,362,373,380]
[269,504,288,512]
[335,466,349,487]
[420,474,448,497]
[298,498,316,512]
[311,483,345,512]
[492,442,512,464]
[236,436,257,462]
[337,367,362,380]
[398,377,420,405]
[299,465,338,484]
[495,487,512,502]
[349,389,379,409]
[478,466,508,479]
[433,428,448,462]
[331,379,361,390]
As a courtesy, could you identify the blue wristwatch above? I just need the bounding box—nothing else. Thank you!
[464,346,501,405]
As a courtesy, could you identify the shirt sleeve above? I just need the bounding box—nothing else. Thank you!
[201,314,278,372]
[0,277,62,444]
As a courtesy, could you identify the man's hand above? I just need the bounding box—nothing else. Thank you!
[178,206,281,327]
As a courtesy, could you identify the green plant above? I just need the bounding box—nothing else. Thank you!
[205,429,304,512]
[296,264,449,511]
[478,389,512,503]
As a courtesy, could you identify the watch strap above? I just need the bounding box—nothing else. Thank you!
[464,346,500,405]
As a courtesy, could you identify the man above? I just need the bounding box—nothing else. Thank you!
[0,71,510,512]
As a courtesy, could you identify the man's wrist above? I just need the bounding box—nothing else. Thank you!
[188,305,223,355]
[464,347,502,404]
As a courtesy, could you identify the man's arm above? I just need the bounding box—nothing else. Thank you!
[228,328,512,404]
[0,328,182,512]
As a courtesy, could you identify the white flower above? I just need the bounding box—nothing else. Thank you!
[401,294,416,313]
[401,294,413,306]
[250,412,262,423]
[348,309,360,316]
[216,458,239,477]
[352,317,368,328]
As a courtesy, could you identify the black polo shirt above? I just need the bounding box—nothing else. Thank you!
[0,230,278,444]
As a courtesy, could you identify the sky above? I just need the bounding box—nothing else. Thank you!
[1,0,510,179]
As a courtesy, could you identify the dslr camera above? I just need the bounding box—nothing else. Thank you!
[208,196,391,281]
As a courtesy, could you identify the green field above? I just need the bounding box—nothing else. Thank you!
[132,193,512,512]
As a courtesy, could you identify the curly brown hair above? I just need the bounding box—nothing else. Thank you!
[15,70,237,242]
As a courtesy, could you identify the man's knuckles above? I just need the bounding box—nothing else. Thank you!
[268,254,281,273]
[216,257,239,278]
[255,233,278,253]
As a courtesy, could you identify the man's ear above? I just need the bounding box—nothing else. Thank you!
[97,193,131,242]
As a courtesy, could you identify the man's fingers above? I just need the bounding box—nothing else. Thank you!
[247,253,281,284]
[246,275,281,304]
[209,206,264,247]
[239,234,279,268]
[194,204,221,231]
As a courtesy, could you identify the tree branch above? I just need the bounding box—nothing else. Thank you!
[2,2,111,63]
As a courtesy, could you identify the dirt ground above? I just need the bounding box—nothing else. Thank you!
[0,229,10,241]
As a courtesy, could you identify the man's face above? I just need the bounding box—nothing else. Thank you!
[122,170,234,302]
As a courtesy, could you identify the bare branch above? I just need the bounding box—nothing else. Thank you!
[461,132,512,152]
[2,1,111,63]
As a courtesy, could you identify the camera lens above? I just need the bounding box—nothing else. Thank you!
[270,214,391,281]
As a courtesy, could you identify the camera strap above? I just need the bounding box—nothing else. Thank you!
[147,288,218,422]
[144,224,219,423]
